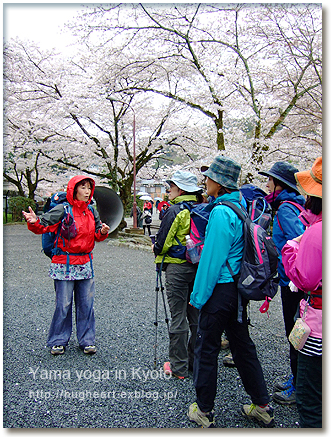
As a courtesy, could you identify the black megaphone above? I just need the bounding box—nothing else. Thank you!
[93,186,124,233]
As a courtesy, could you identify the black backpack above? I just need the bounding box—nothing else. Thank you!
[219,201,279,321]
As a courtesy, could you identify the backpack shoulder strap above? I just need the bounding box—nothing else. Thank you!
[216,200,248,222]
[179,201,194,212]
[279,200,305,213]
[215,200,248,281]
[276,201,305,233]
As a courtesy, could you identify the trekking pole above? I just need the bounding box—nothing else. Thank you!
[158,262,170,337]
[151,236,170,369]
[154,266,159,369]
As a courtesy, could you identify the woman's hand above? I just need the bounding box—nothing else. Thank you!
[292,234,303,244]
[22,206,38,224]
[100,223,110,235]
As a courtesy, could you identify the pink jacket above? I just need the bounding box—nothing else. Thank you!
[282,210,322,338]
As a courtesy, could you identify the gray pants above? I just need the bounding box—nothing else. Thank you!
[165,262,199,377]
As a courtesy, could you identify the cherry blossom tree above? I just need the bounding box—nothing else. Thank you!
[70,3,321,181]
[4,3,322,207]
[4,39,210,208]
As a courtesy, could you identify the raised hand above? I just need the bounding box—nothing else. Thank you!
[22,206,38,224]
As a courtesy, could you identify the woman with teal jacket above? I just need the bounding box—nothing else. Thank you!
[188,156,273,428]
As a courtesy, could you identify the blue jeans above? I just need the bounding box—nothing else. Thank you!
[194,282,270,412]
[47,279,95,348]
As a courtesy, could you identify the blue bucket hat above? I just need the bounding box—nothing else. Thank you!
[166,170,202,193]
[202,156,241,189]
[258,162,299,192]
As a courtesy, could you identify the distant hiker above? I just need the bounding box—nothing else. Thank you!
[142,208,152,235]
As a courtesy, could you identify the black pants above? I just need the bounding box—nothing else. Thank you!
[281,285,304,386]
[296,352,322,427]
[143,225,151,235]
[193,282,270,412]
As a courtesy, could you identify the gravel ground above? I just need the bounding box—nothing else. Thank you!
[3,224,300,429]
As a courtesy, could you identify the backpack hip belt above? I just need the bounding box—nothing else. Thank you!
[53,247,94,276]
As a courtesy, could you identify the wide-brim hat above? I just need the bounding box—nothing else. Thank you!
[258,162,299,192]
[202,156,241,190]
[295,156,322,198]
[166,170,202,193]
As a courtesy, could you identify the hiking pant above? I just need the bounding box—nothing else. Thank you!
[143,225,151,235]
[193,282,270,413]
[165,262,199,377]
[281,285,304,386]
[296,352,322,428]
[47,278,95,348]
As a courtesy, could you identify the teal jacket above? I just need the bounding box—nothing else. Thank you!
[189,192,244,310]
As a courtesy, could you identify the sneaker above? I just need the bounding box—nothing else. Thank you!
[272,386,296,405]
[188,402,215,428]
[50,345,65,355]
[83,345,97,354]
[221,337,230,350]
[274,374,294,392]
[241,403,274,428]
[223,353,235,367]
[163,361,185,380]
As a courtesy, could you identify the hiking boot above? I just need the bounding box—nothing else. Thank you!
[221,337,230,350]
[163,361,185,380]
[274,374,294,392]
[50,345,65,355]
[223,353,235,367]
[83,345,97,354]
[188,402,215,428]
[241,403,275,428]
[272,386,296,405]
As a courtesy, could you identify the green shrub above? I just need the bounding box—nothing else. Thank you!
[8,197,36,222]
[3,212,13,223]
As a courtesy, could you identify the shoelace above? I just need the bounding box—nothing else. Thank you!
[282,386,295,396]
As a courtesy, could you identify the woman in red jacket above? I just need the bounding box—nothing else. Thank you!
[22,176,109,355]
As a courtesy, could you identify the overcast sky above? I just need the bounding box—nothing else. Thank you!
[3,3,85,51]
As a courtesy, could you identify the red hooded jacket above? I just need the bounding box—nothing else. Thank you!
[28,175,108,266]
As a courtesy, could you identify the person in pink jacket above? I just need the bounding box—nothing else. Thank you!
[281,156,322,428]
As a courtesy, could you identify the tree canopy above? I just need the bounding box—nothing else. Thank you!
[4,3,322,208]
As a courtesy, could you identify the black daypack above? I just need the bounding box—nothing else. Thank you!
[219,201,279,320]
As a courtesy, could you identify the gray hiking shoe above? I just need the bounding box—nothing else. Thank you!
[83,345,97,354]
[188,402,215,428]
[221,335,230,350]
[272,386,296,405]
[223,352,235,367]
[241,403,275,428]
[274,374,294,392]
[50,345,65,355]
